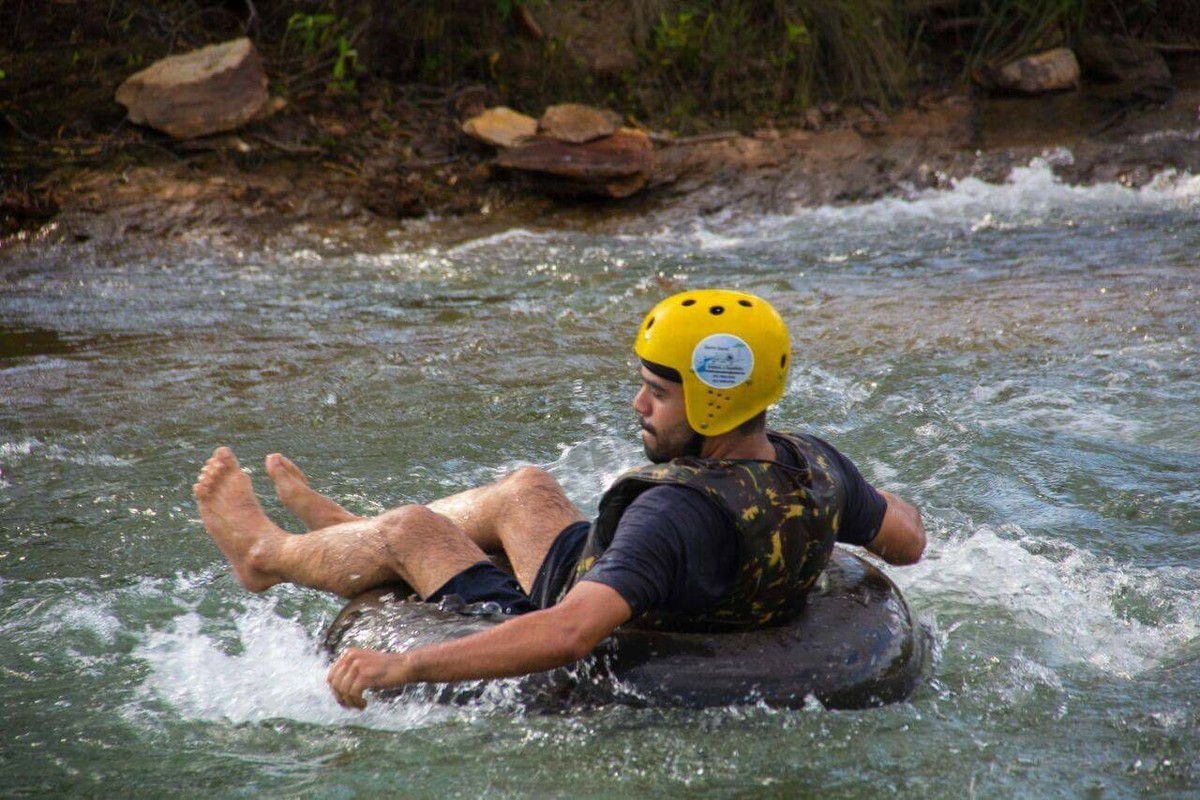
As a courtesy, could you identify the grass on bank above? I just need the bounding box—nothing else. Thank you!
[1,0,1192,136]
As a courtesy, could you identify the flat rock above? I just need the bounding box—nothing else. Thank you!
[115,38,268,140]
[992,47,1080,94]
[538,103,622,144]
[496,128,654,198]
[461,106,537,148]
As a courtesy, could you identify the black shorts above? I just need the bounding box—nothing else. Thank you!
[425,520,591,616]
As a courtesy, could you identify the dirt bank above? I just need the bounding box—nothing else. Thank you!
[4,67,1199,248]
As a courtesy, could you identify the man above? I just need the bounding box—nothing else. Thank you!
[193,289,925,710]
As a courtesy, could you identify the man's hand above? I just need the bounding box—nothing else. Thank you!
[324,582,633,710]
[327,648,409,710]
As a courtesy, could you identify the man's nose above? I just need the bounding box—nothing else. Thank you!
[632,386,649,415]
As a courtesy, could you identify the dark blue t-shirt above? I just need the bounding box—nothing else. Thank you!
[580,434,887,617]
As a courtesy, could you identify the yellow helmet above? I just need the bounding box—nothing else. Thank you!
[634,289,790,436]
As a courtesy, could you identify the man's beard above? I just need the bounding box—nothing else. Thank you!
[641,419,705,463]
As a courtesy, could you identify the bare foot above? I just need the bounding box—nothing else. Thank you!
[193,447,284,592]
[265,453,359,530]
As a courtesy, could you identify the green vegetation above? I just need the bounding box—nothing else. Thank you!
[281,11,363,95]
[960,0,1088,76]
[2,0,1196,136]
[314,0,1190,131]
[352,0,914,129]
[634,0,911,127]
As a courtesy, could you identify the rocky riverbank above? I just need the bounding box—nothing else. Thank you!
[4,49,1199,248]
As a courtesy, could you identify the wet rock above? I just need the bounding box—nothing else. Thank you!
[496,128,654,198]
[538,103,622,144]
[0,185,60,238]
[461,106,538,148]
[990,48,1081,94]
[115,38,268,140]
[1076,33,1171,84]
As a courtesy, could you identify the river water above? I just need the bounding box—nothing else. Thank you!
[2,157,1198,797]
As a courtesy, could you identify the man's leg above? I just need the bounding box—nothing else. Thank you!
[195,447,484,599]
[425,467,585,592]
[265,453,361,530]
[266,456,585,594]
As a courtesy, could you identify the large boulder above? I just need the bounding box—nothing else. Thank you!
[116,38,269,140]
[991,47,1081,94]
[538,103,622,144]
[496,128,654,199]
[461,106,538,148]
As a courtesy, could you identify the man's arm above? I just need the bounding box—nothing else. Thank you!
[864,490,926,565]
[327,581,633,709]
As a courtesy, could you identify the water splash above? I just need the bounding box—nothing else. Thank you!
[645,154,1200,253]
[133,595,453,731]
[897,527,1200,678]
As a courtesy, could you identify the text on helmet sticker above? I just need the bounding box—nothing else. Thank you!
[692,334,754,388]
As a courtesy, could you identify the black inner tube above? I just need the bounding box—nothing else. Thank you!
[323,548,930,710]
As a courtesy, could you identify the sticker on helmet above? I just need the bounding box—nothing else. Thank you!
[692,334,754,388]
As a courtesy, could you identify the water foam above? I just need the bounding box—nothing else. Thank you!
[648,155,1200,251]
[0,438,42,461]
[804,155,1200,231]
[0,582,123,650]
[544,434,643,514]
[446,227,549,256]
[969,383,1148,443]
[134,595,453,731]
[896,527,1200,678]
[0,437,133,469]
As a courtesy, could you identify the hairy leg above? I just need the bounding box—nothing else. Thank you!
[195,448,484,599]
[192,447,290,593]
[265,453,360,530]
[269,505,486,598]
[428,466,585,593]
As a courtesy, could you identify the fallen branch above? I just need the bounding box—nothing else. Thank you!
[322,160,360,177]
[251,133,323,155]
[1,112,50,145]
[647,130,742,146]
[406,154,461,168]
[514,3,544,40]
[1147,42,1200,53]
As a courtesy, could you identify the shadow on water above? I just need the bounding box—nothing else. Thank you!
[0,325,164,363]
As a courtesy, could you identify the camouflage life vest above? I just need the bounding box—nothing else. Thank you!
[563,430,845,631]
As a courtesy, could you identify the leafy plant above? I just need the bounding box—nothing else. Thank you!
[284,12,339,57]
[962,0,1088,73]
[330,36,360,95]
[636,0,910,130]
[282,11,364,95]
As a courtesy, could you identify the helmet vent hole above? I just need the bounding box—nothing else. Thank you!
[738,299,752,307]
[646,317,655,331]
[780,354,787,368]
[681,298,696,307]
[709,305,725,316]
